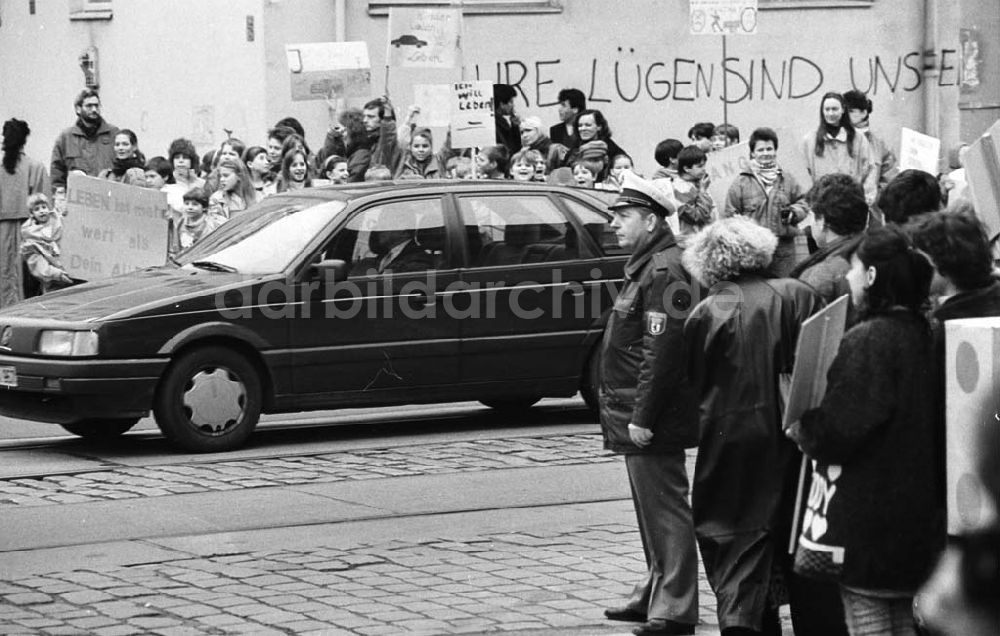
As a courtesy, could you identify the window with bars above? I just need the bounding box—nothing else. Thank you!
[367,0,561,16]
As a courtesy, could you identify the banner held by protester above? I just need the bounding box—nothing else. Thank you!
[62,173,169,280]
[286,42,371,102]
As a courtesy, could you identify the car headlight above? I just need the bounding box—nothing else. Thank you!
[37,330,99,356]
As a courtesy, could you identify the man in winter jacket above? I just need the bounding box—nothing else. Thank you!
[599,171,700,636]
[50,89,118,190]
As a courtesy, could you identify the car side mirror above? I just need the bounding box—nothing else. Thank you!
[314,259,349,284]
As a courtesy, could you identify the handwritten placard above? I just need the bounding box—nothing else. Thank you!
[450,81,495,149]
[899,127,941,175]
[412,84,452,127]
[62,173,170,280]
[963,118,1000,239]
[706,141,751,209]
[286,41,372,102]
[387,8,462,69]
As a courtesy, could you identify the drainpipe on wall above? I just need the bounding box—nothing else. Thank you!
[334,0,346,42]
[923,0,940,137]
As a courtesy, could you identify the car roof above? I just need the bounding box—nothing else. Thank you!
[280,179,616,210]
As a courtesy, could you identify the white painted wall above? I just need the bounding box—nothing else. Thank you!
[0,0,267,166]
[0,0,962,178]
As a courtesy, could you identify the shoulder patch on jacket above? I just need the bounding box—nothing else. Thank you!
[646,311,667,335]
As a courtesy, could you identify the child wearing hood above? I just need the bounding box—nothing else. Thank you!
[21,193,73,292]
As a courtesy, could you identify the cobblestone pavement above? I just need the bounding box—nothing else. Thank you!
[1,522,719,635]
[0,434,615,508]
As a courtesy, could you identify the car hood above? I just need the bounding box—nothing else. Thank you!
[0,267,264,323]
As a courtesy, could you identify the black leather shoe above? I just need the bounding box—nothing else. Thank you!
[632,618,696,635]
[604,606,647,622]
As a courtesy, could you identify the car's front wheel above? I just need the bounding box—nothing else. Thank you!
[60,418,139,440]
[154,346,262,453]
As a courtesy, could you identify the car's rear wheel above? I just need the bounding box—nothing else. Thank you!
[580,344,602,419]
[480,397,541,414]
[154,346,262,453]
[60,418,139,440]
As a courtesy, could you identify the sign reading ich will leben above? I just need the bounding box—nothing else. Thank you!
[62,173,170,280]
[286,41,372,102]
[450,81,496,149]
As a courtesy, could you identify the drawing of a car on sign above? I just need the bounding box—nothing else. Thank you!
[391,34,428,48]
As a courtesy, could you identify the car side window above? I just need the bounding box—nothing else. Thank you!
[559,197,626,256]
[458,195,589,267]
[324,198,446,276]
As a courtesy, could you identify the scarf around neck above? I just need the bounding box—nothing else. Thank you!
[750,157,779,188]
[75,115,102,138]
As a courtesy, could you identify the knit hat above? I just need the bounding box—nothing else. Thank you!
[579,140,608,163]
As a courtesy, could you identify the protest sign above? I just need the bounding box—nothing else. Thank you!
[62,173,170,280]
[783,294,849,553]
[286,42,371,102]
[782,294,849,430]
[690,0,758,35]
[899,127,941,175]
[944,317,1000,533]
[450,81,495,149]
[964,118,1000,239]
[705,142,750,209]
[413,84,452,127]
[387,7,462,69]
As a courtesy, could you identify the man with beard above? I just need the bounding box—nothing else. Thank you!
[50,89,118,190]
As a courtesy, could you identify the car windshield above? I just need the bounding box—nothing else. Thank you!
[175,197,346,274]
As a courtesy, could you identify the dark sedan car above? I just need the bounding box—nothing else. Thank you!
[0,181,627,452]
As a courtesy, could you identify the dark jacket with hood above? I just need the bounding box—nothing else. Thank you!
[599,225,701,454]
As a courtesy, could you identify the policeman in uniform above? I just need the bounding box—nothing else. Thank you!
[600,170,701,636]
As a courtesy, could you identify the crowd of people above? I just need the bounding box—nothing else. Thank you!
[0,83,997,636]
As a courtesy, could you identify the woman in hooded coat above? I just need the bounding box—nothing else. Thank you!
[682,216,822,635]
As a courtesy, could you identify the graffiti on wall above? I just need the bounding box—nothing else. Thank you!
[472,47,961,108]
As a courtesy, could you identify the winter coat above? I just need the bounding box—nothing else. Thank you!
[791,234,860,305]
[723,169,808,238]
[375,121,452,180]
[858,128,898,191]
[795,311,945,593]
[0,154,50,221]
[599,227,701,455]
[683,273,821,629]
[50,118,118,189]
[802,129,878,205]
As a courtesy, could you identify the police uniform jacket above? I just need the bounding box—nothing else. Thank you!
[599,226,701,454]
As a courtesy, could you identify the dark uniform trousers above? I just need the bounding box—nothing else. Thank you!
[623,452,699,623]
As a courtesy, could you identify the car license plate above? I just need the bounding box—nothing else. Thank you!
[0,365,16,388]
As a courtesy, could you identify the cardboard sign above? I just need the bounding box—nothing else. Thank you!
[450,81,495,149]
[899,127,941,175]
[286,41,372,102]
[964,118,1000,239]
[62,174,170,280]
[706,142,751,210]
[413,84,452,127]
[690,0,758,35]
[782,294,849,430]
[944,317,1000,533]
[387,8,462,69]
